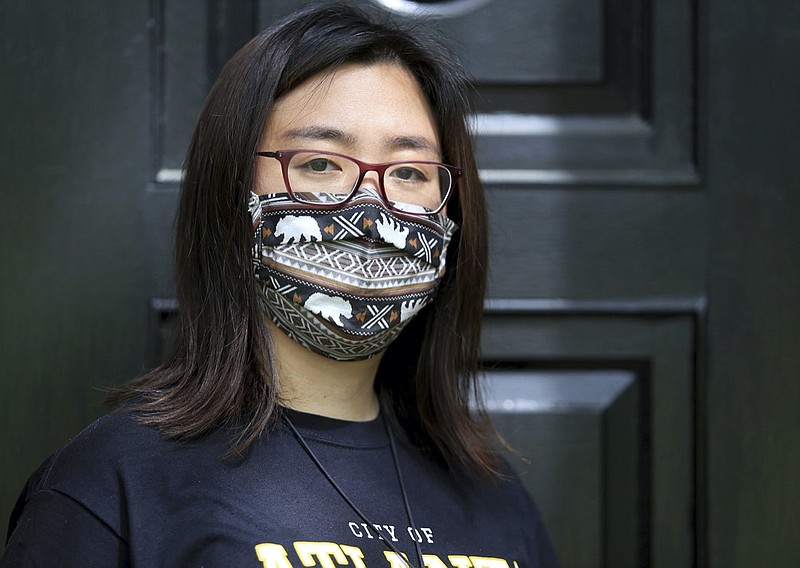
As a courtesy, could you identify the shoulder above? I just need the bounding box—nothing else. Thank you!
[401,448,559,566]
[449,455,539,509]
[490,459,560,567]
[16,407,222,539]
[5,409,156,549]
[457,457,559,566]
[26,408,162,494]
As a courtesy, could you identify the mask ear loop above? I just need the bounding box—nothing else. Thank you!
[249,192,263,226]
[282,414,425,568]
[250,193,263,267]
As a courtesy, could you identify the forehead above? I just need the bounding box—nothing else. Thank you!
[262,62,440,157]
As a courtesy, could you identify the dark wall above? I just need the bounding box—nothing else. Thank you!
[0,0,155,547]
[705,0,800,564]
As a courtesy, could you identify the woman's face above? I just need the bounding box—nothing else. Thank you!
[254,62,442,198]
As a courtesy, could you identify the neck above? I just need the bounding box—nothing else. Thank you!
[267,320,383,421]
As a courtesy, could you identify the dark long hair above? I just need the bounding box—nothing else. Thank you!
[112,3,496,475]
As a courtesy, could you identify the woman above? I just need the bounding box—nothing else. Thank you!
[2,4,558,567]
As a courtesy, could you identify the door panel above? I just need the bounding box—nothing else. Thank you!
[482,313,696,567]
[483,368,641,567]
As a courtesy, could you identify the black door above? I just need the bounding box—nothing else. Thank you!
[1,1,798,566]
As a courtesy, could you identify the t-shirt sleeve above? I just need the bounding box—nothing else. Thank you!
[492,459,561,567]
[1,489,130,567]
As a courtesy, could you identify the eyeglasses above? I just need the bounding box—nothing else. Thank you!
[256,149,460,215]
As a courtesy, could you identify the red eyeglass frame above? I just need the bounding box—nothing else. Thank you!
[255,149,460,216]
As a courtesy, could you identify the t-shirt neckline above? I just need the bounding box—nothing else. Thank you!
[282,407,389,449]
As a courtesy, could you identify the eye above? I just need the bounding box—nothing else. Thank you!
[300,157,340,173]
[390,165,429,183]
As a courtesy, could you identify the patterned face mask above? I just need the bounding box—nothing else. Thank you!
[249,189,458,361]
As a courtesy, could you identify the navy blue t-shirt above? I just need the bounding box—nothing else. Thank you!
[2,408,558,567]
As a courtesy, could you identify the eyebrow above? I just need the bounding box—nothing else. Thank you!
[283,125,357,146]
[282,125,441,157]
[390,135,441,156]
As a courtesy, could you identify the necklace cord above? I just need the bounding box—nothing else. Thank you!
[282,414,424,568]
[383,415,426,568]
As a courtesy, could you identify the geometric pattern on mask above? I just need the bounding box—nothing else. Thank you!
[255,192,454,263]
[413,231,442,265]
[261,269,431,334]
[259,284,405,361]
[323,209,443,266]
[264,241,438,291]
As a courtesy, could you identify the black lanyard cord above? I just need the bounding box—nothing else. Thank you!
[282,413,425,568]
